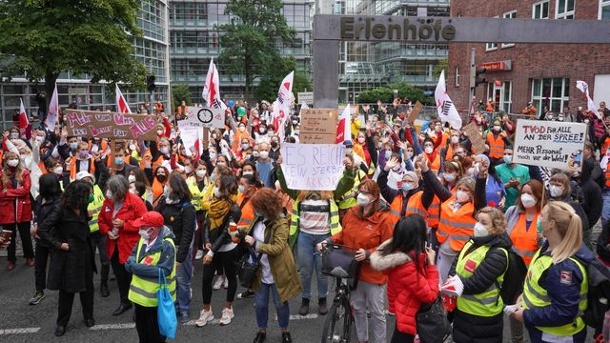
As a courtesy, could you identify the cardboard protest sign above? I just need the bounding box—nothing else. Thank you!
[64,109,157,140]
[461,123,486,154]
[300,108,338,144]
[280,143,345,190]
[513,119,587,171]
[183,107,225,129]
[407,101,423,123]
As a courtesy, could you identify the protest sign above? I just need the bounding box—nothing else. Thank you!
[461,123,486,154]
[280,143,345,190]
[407,101,423,123]
[300,108,338,144]
[184,107,225,128]
[513,119,587,171]
[178,125,203,156]
[64,109,157,140]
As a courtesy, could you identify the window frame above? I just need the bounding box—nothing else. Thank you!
[556,0,575,19]
[533,0,550,19]
[501,11,517,48]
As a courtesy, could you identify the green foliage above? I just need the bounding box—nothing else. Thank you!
[434,58,448,78]
[172,84,192,112]
[218,0,295,101]
[0,0,147,98]
[357,82,430,105]
[254,57,311,102]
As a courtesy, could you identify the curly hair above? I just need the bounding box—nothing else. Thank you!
[250,188,282,220]
[476,207,507,235]
[62,180,91,211]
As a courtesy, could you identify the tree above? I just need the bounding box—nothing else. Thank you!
[0,0,147,107]
[172,84,192,113]
[254,57,311,102]
[217,0,295,102]
[358,82,431,105]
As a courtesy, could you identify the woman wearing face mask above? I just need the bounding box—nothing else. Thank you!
[440,160,462,191]
[196,175,241,328]
[98,175,147,317]
[422,137,442,175]
[442,130,463,161]
[485,121,510,167]
[379,157,427,226]
[0,151,35,270]
[188,160,211,260]
[317,179,394,343]
[418,154,488,282]
[510,201,594,343]
[354,131,371,167]
[446,207,513,343]
[546,172,589,248]
[475,154,506,209]
[146,166,170,208]
[504,179,544,343]
[254,123,271,145]
[154,171,196,323]
[235,173,262,299]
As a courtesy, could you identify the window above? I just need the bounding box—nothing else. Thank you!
[455,66,460,87]
[556,0,575,19]
[531,78,570,115]
[502,11,517,48]
[486,16,499,51]
[600,0,610,19]
[502,82,512,113]
[533,1,549,19]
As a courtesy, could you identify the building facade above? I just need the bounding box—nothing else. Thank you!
[0,0,171,130]
[449,0,610,116]
[168,0,313,103]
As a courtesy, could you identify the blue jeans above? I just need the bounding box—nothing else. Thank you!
[175,246,193,314]
[297,231,329,300]
[602,189,610,228]
[254,283,290,330]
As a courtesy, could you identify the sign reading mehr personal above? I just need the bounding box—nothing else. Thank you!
[64,109,157,140]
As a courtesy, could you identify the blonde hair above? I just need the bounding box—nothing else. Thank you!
[543,201,582,264]
[477,207,507,235]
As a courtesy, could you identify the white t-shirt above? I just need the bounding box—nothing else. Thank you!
[252,221,274,284]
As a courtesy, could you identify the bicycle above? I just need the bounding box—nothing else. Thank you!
[319,244,360,343]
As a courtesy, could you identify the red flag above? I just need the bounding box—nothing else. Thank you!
[336,104,351,144]
[115,84,132,114]
[19,98,29,130]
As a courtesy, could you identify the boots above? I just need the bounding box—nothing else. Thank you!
[318,298,328,315]
[298,298,310,316]
[100,264,110,297]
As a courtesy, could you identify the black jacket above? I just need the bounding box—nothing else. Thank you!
[204,202,241,254]
[155,199,196,264]
[33,195,62,248]
[579,159,603,232]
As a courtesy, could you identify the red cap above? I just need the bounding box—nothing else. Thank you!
[133,211,164,228]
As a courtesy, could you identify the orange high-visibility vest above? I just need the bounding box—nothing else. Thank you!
[601,137,610,157]
[237,193,255,227]
[426,153,441,174]
[428,196,441,229]
[139,149,163,171]
[486,132,506,159]
[404,190,428,221]
[438,197,476,252]
[445,144,456,161]
[605,162,610,189]
[70,157,96,181]
[509,212,540,266]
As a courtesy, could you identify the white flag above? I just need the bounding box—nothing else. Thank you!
[45,83,59,129]
[202,59,226,109]
[115,84,132,114]
[273,71,294,140]
[336,104,351,144]
[576,80,600,119]
[435,70,462,130]
[301,102,309,109]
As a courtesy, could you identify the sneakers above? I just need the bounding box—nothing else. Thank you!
[298,298,310,316]
[213,276,225,290]
[29,291,45,305]
[195,249,204,260]
[219,307,234,325]
[237,290,255,299]
[282,331,292,343]
[318,298,328,315]
[195,308,214,327]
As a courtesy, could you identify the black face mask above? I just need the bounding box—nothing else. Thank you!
[156,174,166,183]
[270,141,278,149]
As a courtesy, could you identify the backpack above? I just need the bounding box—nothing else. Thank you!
[578,257,610,332]
[488,247,528,305]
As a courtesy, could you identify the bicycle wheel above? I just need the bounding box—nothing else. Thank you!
[321,298,352,343]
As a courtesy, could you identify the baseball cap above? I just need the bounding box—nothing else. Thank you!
[133,211,164,228]
[75,171,95,183]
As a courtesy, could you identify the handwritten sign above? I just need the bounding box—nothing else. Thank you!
[407,101,423,123]
[300,108,338,144]
[64,109,157,140]
[461,123,486,154]
[183,107,225,129]
[280,143,345,190]
[514,119,587,171]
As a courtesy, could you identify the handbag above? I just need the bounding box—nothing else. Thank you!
[321,244,359,279]
[237,246,262,288]
[416,297,451,343]
[157,269,177,339]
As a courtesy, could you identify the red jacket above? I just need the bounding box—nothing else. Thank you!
[370,241,439,335]
[332,206,394,285]
[0,168,33,224]
[98,192,147,264]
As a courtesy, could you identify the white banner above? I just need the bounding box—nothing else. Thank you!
[181,107,225,128]
[513,119,587,172]
[280,143,345,190]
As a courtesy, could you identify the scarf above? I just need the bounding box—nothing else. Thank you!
[208,198,231,231]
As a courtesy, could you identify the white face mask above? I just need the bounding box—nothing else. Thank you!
[53,166,63,175]
[473,222,489,237]
[493,126,501,131]
[503,155,513,164]
[160,147,169,155]
[451,136,459,144]
[259,151,269,159]
[520,193,537,209]
[356,193,372,206]
[549,185,563,198]
[138,228,150,240]
[7,159,19,167]
[185,166,192,174]
[443,173,456,182]
[196,170,206,178]
[357,137,365,144]
[128,175,136,183]
[456,190,470,202]
[105,190,113,200]
[35,136,44,143]
[406,152,414,159]
[69,142,78,150]
[209,152,217,160]
[242,171,253,176]
[157,129,164,136]
[213,186,222,198]
[384,150,392,159]
[129,144,136,151]
[424,146,433,154]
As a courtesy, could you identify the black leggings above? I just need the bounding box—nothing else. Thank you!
[34,242,50,292]
[7,221,34,262]
[390,327,415,343]
[201,247,238,304]
[110,248,132,304]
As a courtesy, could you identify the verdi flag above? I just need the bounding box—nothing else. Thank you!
[434,70,462,130]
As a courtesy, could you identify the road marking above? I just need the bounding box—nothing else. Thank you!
[284,314,319,321]
[0,327,41,335]
[89,323,136,330]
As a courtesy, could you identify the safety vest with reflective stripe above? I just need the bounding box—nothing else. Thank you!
[428,196,441,228]
[509,212,539,266]
[389,190,427,224]
[438,198,476,252]
[456,240,506,316]
[289,199,341,247]
[487,132,506,159]
[522,251,588,336]
[428,153,441,174]
[87,185,105,233]
[338,169,367,210]
[69,157,96,182]
[128,237,176,307]
[237,193,255,228]
[187,176,207,212]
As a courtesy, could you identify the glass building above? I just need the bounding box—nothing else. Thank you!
[0,0,171,129]
[168,0,313,103]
